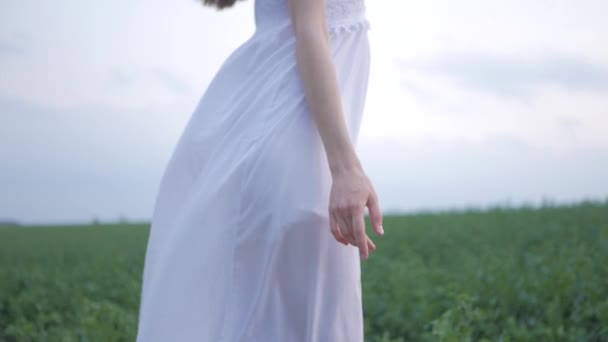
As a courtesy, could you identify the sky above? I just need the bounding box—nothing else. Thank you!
[1,0,607,225]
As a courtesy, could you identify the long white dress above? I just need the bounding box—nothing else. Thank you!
[135,0,371,341]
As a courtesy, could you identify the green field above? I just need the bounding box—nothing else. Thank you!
[1,200,607,341]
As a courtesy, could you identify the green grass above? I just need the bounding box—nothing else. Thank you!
[1,200,607,341]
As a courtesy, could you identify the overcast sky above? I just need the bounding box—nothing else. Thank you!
[1,0,607,225]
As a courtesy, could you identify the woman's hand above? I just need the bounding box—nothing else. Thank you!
[328,167,384,260]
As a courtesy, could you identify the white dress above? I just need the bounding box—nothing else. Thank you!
[135,0,371,341]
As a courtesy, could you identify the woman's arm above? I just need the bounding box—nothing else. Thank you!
[287,0,383,260]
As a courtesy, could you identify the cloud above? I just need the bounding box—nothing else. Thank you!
[397,52,608,100]
[105,67,193,96]
[557,116,582,139]
[149,68,192,96]
[0,33,29,56]
[0,41,24,55]
[0,96,187,225]
[2,96,608,224]
[358,137,608,215]
[106,68,132,87]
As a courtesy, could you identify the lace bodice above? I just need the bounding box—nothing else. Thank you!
[255,0,369,34]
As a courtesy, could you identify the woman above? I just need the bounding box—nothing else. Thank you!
[135,0,384,340]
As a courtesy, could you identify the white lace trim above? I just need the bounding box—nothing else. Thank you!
[327,19,370,35]
[326,0,366,20]
[325,0,369,34]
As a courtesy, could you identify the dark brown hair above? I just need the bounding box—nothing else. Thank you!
[201,0,242,9]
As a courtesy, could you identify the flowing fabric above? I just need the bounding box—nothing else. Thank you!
[136,0,371,341]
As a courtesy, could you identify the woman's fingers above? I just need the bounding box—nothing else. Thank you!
[367,190,384,236]
[329,192,379,259]
[337,211,356,246]
[367,236,376,253]
[352,206,369,259]
[331,208,377,258]
[336,217,376,255]
[329,212,348,245]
